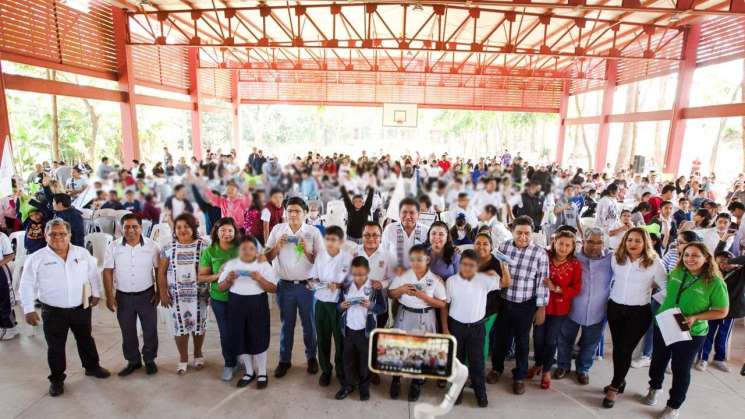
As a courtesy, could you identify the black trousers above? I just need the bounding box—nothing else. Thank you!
[343,327,369,393]
[492,298,537,380]
[0,268,15,329]
[448,317,486,397]
[649,326,706,409]
[116,289,158,363]
[41,305,101,383]
[607,300,652,388]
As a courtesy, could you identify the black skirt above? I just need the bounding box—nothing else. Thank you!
[228,292,270,355]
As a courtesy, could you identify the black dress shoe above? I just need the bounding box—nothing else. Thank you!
[335,386,353,400]
[359,389,370,401]
[256,375,268,389]
[85,367,111,379]
[476,393,488,408]
[236,374,256,388]
[307,358,319,375]
[454,391,464,405]
[603,381,625,394]
[118,363,143,377]
[274,362,291,378]
[740,363,745,376]
[145,362,158,375]
[319,372,331,387]
[389,378,401,400]
[369,372,380,385]
[49,382,64,397]
[408,382,422,402]
[552,368,568,380]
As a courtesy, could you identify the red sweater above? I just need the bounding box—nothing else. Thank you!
[545,256,583,316]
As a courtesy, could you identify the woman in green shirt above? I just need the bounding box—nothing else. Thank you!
[642,241,729,419]
[198,217,240,381]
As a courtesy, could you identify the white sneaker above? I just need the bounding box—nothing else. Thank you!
[0,327,19,341]
[631,356,651,368]
[712,361,731,373]
[222,366,237,381]
[642,388,659,406]
[695,360,708,371]
[659,406,680,419]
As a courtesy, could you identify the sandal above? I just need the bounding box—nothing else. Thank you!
[236,374,256,388]
[194,357,205,370]
[177,362,188,375]
[256,375,268,389]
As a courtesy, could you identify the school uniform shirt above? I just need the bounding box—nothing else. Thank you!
[103,236,160,293]
[353,245,396,288]
[381,222,428,268]
[266,223,324,280]
[345,279,374,330]
[471,190,503,213]
[445,273,500,324]
[389,269,446,309]
[218,259,278,295]
[19,245,100,314]
[446,206,479,228]
[658,267,729,336]
[310,249,353,302]
[610,256,667,306]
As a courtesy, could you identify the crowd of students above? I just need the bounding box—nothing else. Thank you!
[1,147,744,419]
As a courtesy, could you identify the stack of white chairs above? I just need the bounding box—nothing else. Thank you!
[324,200,347,230]
[84,232,113,303]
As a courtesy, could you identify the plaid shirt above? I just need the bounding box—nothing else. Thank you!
[499,240,550,307]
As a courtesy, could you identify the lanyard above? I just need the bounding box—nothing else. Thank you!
[675,272,701,306]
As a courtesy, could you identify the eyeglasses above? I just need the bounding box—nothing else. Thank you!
[362,233,381,238]
[48,232,68,238]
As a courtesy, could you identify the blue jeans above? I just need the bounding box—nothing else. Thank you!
[533,315,567,372]
[699,318,734,362]
[211,299,236,368]
[640,299,661,358]
[276,280,317,364]
[557,319,604,374]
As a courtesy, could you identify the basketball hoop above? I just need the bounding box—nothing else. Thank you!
[393,110,406,125]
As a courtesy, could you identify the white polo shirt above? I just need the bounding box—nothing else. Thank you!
[353,245,396,288]
[218,259,278,295]
[446,273,500,324]
[266,223,324,280]
[103,236,160,293]
[20,245,100,314]
[310,249,353,303]
[389,269,446,309]
[345,279,373,331]
[610,257,667,306]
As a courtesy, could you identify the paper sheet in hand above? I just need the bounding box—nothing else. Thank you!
[82,282,92,309]
[655,307,691,346]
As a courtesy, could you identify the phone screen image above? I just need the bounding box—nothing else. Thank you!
[369,330,455,380]
[673,312,691,331]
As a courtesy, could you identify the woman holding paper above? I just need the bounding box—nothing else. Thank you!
[602,227,667,409]
[641,242,729,419]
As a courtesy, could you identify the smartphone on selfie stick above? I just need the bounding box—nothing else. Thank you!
[369,329,468,419]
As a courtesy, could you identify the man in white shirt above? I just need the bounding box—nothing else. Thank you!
[265,196,325,378]
[19,219,111,397]
[103,214,160,377]
[471,178,503,215]
[444,250,500,407]
[354,222,397,328]
[381,197,429,268]
[310,226,353,388]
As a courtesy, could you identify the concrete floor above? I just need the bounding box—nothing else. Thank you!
[2,305,744,419]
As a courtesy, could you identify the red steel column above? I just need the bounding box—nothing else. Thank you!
[595,59,617,173]
[664,24,701,176]
[0,58,11,163]
[112,7,140,166]
[231,69,241,154]
[188,49,203,159]
[555,80,569,165]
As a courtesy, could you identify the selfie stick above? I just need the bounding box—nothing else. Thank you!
[413,358,469,419]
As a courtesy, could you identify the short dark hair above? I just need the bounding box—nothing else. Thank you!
[284,196,308,211]
[512,215,534,230]
[363,221,382,232]
[661,184,676,195]
[679,230,702,243]
[173,213,199,240]
[52,193,71,208]
[325,225,345,240]
[679,197,690,204]
[399,197,419,211]
[240,235,260,248]
[120,213,142,225]
[728,201,745,212]
[661,200,673,209]
[210,217,240,247]
[173,184,185,193]
[269,188,283,197]
[460,249,478,263]
[484,204,498,217]
[457,192,469,200]
[716,212,731,221]
[409,243,428,255]
[350,256,370,270]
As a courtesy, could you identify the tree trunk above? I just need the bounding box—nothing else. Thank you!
[710,87,741,169]
[48,70,60,161]
[615,81,640,172]
[742,59,745,173]
[653,78,668,164]
[573,95,593,169]
[82,98,100,162]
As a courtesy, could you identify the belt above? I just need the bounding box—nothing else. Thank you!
[401,305,432,314]
[116,286,154,296]
[41,303,84,311]
[281,279,310,285]
[449,316,488,328]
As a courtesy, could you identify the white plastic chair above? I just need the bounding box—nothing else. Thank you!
[85,232,113,268]
[141,219,153,237]
[92,216,116,236]
[457,244,474,252]
[113,210,132,238]
[9,231,26,296]
[150,223,173,248]
[325,200,347,230]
